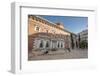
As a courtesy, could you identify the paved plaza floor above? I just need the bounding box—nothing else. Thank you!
[28,49,88,61]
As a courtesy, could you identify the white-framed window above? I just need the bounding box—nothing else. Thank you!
[39,40,44,48]
[45,41,50,48]
[57,42,60,48]
[35,25,40,32]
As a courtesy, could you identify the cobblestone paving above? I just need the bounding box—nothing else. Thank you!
[28,49,88,61]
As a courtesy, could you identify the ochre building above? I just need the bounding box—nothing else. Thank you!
[28,15,71,52]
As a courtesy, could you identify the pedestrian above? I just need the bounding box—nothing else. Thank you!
[66,44,71,52]
[42,49,49,55]
[67,48,71,52]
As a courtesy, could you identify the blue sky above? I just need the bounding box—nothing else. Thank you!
[40,15,88,34]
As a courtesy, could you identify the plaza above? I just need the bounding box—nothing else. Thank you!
[28,15,88,60]
[28,49,88,60]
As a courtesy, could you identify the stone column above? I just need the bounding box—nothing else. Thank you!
[50,40,52,49]
[43,40,46,49]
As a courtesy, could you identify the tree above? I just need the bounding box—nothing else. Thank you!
[78,34,81,48]
[79,40,88,49]
[76,41,78,48]
[71,34,74,49]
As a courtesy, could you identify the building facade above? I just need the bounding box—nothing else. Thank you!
[77,29,88,48]
[28,15,72,52]
[70,33,77,49]
[78,29,88,42]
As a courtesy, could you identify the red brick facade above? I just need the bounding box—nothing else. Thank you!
[28,15,71,52]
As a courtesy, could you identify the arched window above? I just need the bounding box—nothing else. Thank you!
[39,40,43,48]
[58,42,59,48]
[35,25,40,32]
[36,27,39,31]
[46,41,49,48]
[61,42,64,48]
[61,43,63,48]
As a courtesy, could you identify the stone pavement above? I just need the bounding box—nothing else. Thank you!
[28,49,88,61]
